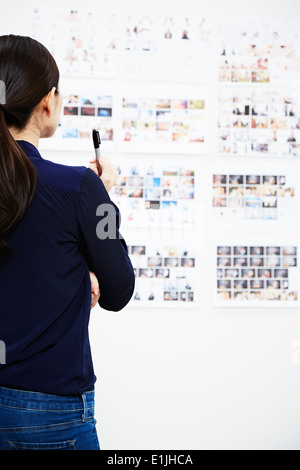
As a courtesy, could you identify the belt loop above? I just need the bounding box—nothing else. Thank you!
[81,393,88,423]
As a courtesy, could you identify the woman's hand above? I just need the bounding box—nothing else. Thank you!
[89,155,118,193]
[90,271,100,309]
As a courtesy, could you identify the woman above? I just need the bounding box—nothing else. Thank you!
[0,35,135,450]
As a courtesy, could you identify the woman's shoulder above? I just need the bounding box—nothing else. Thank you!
[34,157,90,193]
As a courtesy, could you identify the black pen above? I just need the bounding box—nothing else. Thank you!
[92,129,103,176]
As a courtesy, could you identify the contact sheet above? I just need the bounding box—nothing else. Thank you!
[215,243,299,307]
[218,87,300,157]
[122,13,212,83]
[218,20,300,86]
[29,8,118,78]
[110,163,196,229]
[40,87,117,152]
[212,170,297,229]
[129,242,198,307]
[119,87,207,154]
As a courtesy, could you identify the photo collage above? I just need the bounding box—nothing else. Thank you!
[218,88,300,156]
[216,245,299,305]
[110,164,196,229]
[212,173,296,222]
[129,244,197,306]
[29,8,118,78]
[122,14,211,83]
[219,20,300,86]
[121,96,206,151]
[56,93,114,142]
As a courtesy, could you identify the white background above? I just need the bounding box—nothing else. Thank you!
[2,0,300,450]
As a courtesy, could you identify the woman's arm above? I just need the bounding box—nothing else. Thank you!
[78,168,135,312]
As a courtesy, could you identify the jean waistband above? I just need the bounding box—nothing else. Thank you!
[0,385,94,414]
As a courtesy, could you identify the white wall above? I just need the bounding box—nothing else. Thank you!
[3,0,300,450]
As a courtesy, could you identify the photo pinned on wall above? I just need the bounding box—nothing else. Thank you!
[212,171,297,229]
[121,90,207,154]
[122,13,212,83]
[110,162,196,229]
[215,243,299,307]
[218,20,300,86]
[29,7,118,78]
[218,87,300,156]
[41,90,116,152]
[128,242,198,307]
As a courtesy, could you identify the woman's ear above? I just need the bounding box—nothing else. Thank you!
[42,87,57,116]
[40,86,62,138]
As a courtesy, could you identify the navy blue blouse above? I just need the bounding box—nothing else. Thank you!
[0,141,135,396]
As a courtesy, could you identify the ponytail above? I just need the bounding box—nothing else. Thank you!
[0,107,36,259]
[0,35,59,260]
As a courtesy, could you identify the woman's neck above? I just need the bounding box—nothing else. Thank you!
[9,126,40,149]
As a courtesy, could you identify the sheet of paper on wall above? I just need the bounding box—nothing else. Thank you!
[218,87,300,157]
[40,86,116,153]
[120,85,208,155]
[211,167,298,231]
[29,7,118,78]
[122,13,212,83]
[127,241,198,308]
[110,162,196,230]
[218,19,300,87]
[214,242,300,308]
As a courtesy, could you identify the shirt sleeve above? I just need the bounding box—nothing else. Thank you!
[77,168,135,312]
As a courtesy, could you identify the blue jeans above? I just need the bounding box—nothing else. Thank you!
[0,386,100,450]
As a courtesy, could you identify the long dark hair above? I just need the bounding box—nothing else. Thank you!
[0,35,59,260]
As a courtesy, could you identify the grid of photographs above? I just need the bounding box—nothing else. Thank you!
[29,7,118,78]
[218,88,300,156]
[129,243,197,306]
[216,245,299,305]
[122,14,211,83]
[219,20,300,86]
[24,9,300,311]
[57,93,114,141]
[212,173,295,221]
[110,164,195,228]
[121,96,206,151]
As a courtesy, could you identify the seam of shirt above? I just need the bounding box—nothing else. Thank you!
[34,165,90,195]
